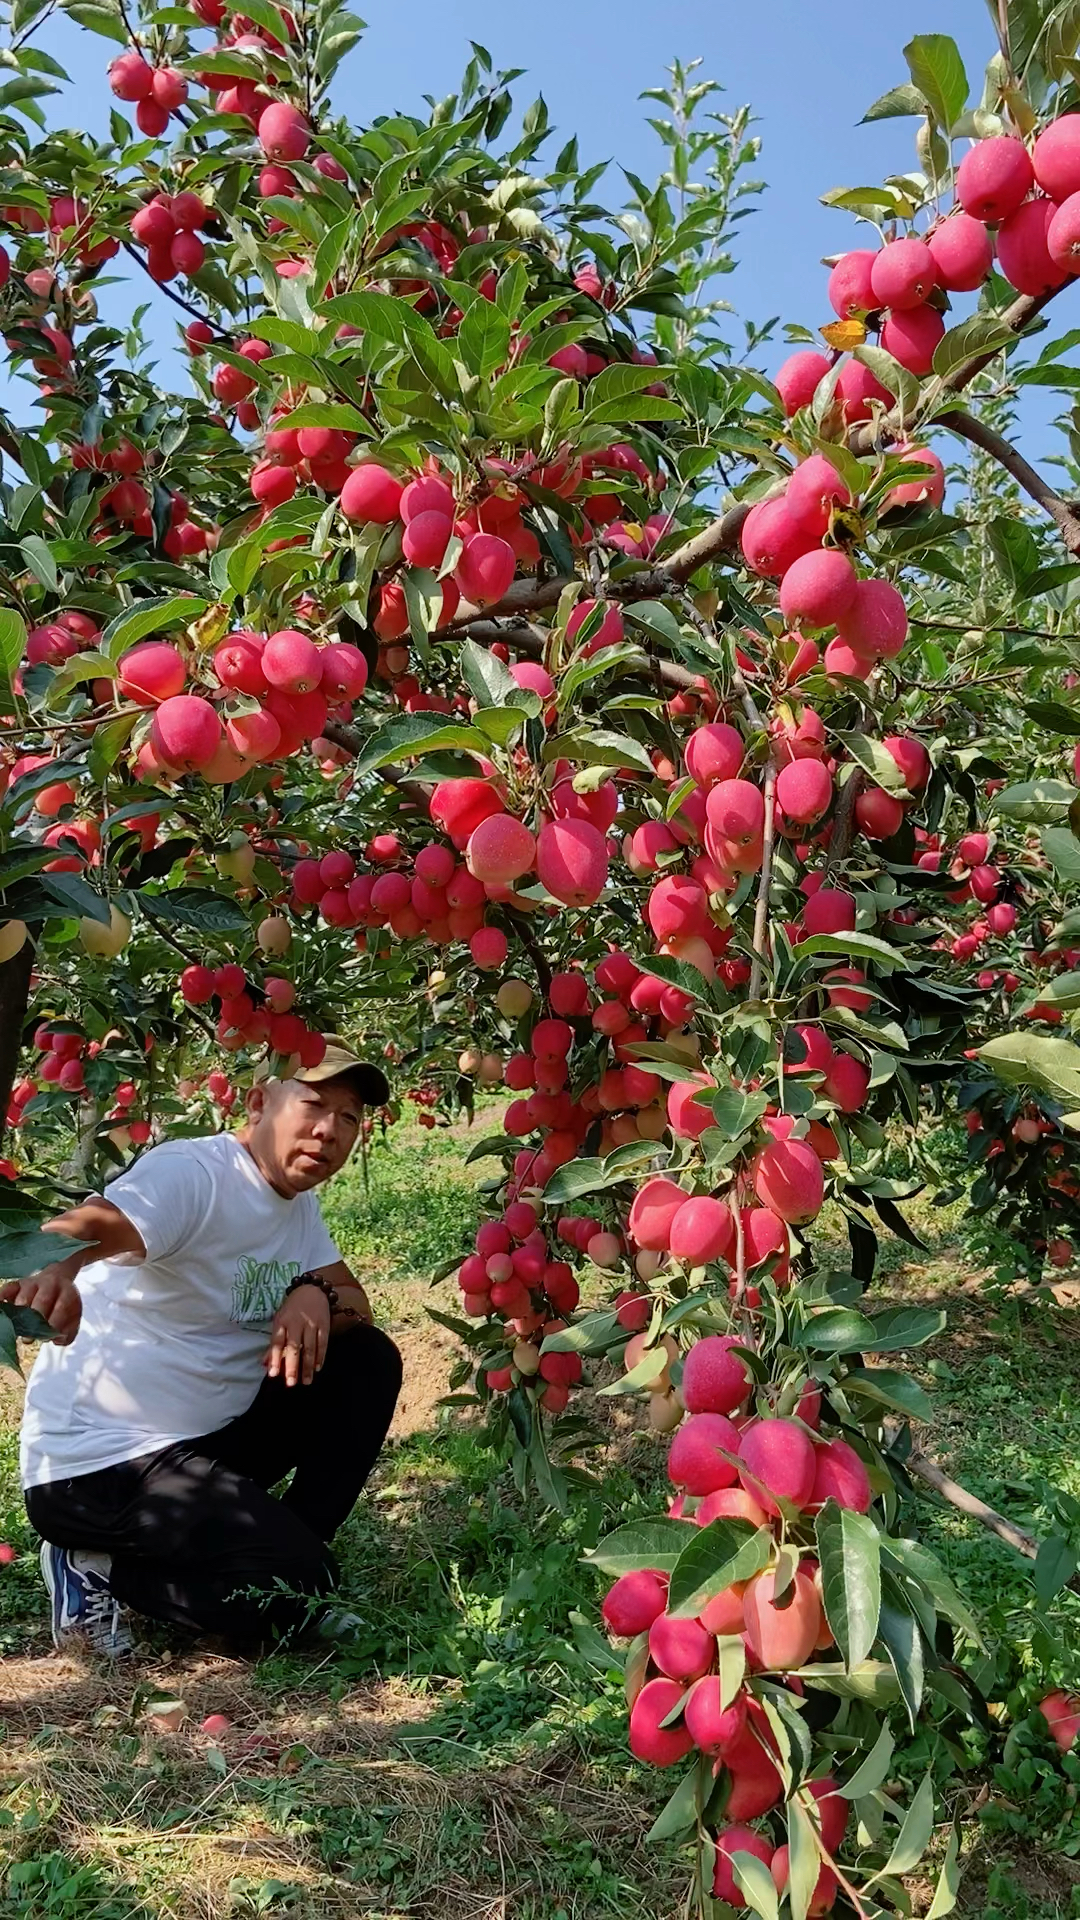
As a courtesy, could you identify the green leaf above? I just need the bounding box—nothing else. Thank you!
[136,887,248,934]
[877,1596,925,1722]
[19,533,59,592]
[798,1660,899,1704]
[709,1088,771,1136]
[839,1720,895,1798]
[1026,967,1080,1010]
[882,1771,935,1876]
[1040,827,1080,885]
[1023,698,1080,735]
[798,1308,875,1354]
[351,715,488,778]
[550,727,655,775]
[842,1367,933,1422]
[926,1826,961,1920]
[932,314,1015,381]
[787,1795,823,1920]
[624,600,686,649]
[667,1520,771,1618]
[101,596,207,660]
[41,873,111,924]
[833,730,910,796]
[646,1761,704,1842]
[904,34,968,130]
[815,1502,881,1668]
[587,394,682,425]
[730,1852,779,1920]
[598,1344,673,1395]
[0,609,27,690]
[277,401,370,433]
[988,514,1041,593]
[587,1518,695,1577]
[1034,1534,1078,1605]
[853,344,920,419]
[633,953,708,1004]
[540,1311,621,1355]
[0,1229,96,1281]
[994,778,1075,822]
[543,1156,640,1203]
[62,4,128,43]
[882,1538,982,1644]
[978,1031,1080,1106]
[796,931,906,972]
[457,300,512,379]
[861,82,929,121]
[320,290,433,345]
[89,711,140,785]
[583,361,673,417]
[715,1633,747,1711]
[458,636,517,707]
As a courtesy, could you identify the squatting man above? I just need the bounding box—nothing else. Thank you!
[3,1041,402,1655]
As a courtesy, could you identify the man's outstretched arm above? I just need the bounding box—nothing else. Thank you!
[0,1198,145,1344]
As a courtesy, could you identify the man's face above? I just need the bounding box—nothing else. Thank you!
[249,1076,363,1195]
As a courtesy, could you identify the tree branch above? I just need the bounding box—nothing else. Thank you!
[822,771,864,879]
[939,405,1080,553]
[447,500,751,628]
[845,284,1080,553]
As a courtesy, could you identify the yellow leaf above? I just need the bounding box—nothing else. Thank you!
[189,603,230,652]
[820,319,867,351]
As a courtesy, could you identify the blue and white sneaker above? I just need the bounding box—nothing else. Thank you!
[40,1543,134,1656]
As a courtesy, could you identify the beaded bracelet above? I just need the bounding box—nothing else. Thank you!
[284,1270,339,1313]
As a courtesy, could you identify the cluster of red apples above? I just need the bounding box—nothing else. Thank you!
[778,121,1080,424]
[602,1332,868,1910]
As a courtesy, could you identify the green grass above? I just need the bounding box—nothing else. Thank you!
[2,1117,1080,1917]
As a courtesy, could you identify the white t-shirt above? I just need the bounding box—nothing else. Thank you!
[20,1132,340,1489]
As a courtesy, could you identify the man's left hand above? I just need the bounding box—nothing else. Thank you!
[265,1284,331,1386]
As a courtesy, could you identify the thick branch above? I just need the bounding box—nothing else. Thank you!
[906,1447,1044,1565]
[884,1428,1079,1592]
[939,406,1080,553]
[822,770,864,878]
[846,284,1080,553]
[448,500,751,629]
[849,285,1059,465]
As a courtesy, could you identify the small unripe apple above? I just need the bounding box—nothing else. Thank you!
[217,838,256,883]
[79,905,131,957]
[648,1390,682,1432]
[257,915,291,955]
[0,919,27,962]
[496,977,533,1018]
[513,1339,541,1375]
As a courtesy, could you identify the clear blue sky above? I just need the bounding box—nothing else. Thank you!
[3,0,1065,455]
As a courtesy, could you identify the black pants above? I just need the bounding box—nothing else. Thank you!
[26,1324,403,1648]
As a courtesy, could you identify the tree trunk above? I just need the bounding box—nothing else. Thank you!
[0,938,33,1131]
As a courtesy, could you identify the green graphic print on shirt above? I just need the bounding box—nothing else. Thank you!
[230,1256,300,1326]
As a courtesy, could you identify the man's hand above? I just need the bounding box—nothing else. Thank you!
[265,1284,331,1386]
[0,1268,83,1345]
